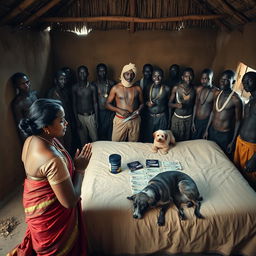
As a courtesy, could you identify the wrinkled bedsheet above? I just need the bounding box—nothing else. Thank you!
[81,140,256,256]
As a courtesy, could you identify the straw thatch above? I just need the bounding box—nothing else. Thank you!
[0,0,255,32]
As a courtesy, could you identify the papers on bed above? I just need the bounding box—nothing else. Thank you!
[130,160,182,194]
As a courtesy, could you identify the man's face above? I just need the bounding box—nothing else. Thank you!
[143,66,152,80]
[152,71,162,86]
[97,66,106,80]
[123,70,135,83]
[169,66,179,78]
[242,74,256,93]
[201,73,211,87]
[78,68,88,82]
[219,74,233,90]
[56,74,67,88]
[182,71,193,85]
[63,68,72,82]
[16,76,30,92]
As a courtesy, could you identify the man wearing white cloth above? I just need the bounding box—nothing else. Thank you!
[106,63,144,142]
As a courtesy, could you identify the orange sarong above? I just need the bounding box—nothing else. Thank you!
[234,135,256,190]
[8,139,87,256]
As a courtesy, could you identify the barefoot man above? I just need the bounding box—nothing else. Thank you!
[105,63,143,142]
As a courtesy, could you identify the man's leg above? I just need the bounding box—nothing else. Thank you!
[78,114,89,145]
[112,116,128,142]
[84,114,98,142]
[127,116,141,142]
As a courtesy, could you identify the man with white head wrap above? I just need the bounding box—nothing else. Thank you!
[105,63,144,142]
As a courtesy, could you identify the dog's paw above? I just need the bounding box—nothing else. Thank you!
[159,149,168,155]
[152,147,158,153]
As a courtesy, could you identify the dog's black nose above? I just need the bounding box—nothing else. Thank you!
[133,215,138,219]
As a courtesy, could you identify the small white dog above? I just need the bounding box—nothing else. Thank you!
[152,130,176,154]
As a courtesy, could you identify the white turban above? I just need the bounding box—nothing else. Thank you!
[120,63,137,88]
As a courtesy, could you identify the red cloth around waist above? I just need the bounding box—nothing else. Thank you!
[115,114,126,119]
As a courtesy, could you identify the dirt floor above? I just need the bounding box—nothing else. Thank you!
[0,186,27,255]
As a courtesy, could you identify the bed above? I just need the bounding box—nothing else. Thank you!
[81,139,256,256]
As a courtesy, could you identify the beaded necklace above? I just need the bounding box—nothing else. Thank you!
[215,90,235,112]
[149,84,163,103]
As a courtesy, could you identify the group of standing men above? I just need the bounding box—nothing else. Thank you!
[11,62,256,190]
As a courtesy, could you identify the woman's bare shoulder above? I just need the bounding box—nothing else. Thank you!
[23,136,61,165]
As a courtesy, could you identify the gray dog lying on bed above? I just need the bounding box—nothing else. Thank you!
[127,171,204,226]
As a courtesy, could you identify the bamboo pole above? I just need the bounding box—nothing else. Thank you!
[215,0,249,24]
[41,14,226,23]
[23,0,61,25]
[1,0,37,24]
[192,0,231,31]
[130,0,136,33]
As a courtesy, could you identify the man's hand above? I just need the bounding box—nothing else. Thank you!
[191,122,196,133]
[226,142,233,154]
[146,101,155,107]
[203,131,208,140]
[119,109,131,117]
[176,103,183,109]
[244,154,256,172]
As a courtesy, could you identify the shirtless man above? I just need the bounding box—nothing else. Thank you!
[105,63,143,142]
[62,66,75,88]
[234,72,256,190]
[143,68,171,142]
[165,64,180,90]
[169,67,196,141]
[72,66,98,145]
[11,72,38,143]
[204,70,242,156]
[135,64,153,99]
[191,69,215,140]
[92,63,116,140]
[47,70,76,155]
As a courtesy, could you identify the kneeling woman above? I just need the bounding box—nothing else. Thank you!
[9,98,91,255]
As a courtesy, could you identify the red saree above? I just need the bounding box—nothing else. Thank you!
[8,139,87,256]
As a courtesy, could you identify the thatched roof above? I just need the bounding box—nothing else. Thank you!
[0,0,255,32]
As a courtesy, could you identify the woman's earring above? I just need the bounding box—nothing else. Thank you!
[44,128,50,135]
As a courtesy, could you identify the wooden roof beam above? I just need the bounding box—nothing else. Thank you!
[192,0,231,31]
[216,0,250,24]
[23,0,61,26]
[0,0,37,24]
[41,14,227,24]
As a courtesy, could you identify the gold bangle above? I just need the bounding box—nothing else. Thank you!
[75,169,85,174]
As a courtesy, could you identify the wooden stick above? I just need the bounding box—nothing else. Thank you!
[23,0,61,25]
[130,0,136,33]
[1,0,37,24]
[192,0,231,31]
[41,14,226,23]
[215,0,249,24]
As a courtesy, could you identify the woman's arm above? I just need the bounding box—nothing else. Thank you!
[51,143,92,208]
